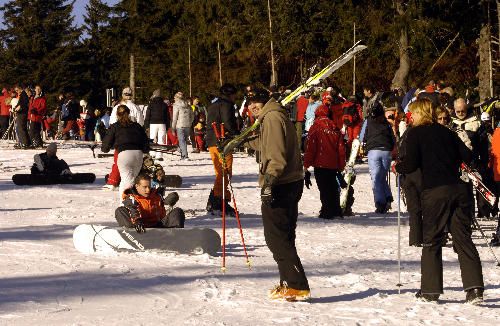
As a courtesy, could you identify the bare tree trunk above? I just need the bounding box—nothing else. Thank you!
[391,1,409,91]
[478,24,492,101]
[130,53,135,100]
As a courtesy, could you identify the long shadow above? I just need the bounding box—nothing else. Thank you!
[0,224,74,241]
[0,207,54,212]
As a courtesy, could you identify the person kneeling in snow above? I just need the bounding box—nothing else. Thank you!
[31,143,72,175]
[115,173,185,233]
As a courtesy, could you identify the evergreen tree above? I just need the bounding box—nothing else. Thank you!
[83,0,114,106]
[0,0,83,100]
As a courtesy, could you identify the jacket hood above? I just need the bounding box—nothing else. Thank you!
[258,98,283,120]
[315,105,330,118]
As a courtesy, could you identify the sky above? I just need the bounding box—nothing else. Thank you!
[0,0,120,27]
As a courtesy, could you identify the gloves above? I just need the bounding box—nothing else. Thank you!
[217,138,231,153]
[261,174,277,205]
[304,170,312,189]
[130,216,145,233]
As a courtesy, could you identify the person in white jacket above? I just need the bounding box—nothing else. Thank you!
[171,92,194,160]
[103,87,145,190]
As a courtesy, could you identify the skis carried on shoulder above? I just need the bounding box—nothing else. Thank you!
[280,41,367,106]
[461,163,496,207]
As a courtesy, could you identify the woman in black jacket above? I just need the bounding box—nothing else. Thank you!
[395,98,484,304]
[102,105,149,199]
[363,103,395,213]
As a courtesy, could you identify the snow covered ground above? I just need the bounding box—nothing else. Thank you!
[0,141,499,325]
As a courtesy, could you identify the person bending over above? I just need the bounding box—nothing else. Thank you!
[31,143,72,175]
[115,173,185,233]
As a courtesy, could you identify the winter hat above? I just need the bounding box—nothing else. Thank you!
[315,105,330,118]
[246,88,270,104]
[321,93,332,104]
[46,143,57,154]
[122,87,133,97]
[481,112,491,121]
[220,83,237,96]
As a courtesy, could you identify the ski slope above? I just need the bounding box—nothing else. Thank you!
[0,142,499,325]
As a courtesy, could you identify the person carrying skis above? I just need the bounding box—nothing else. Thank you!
[102,104,149,199]
[243,88,310,302]
[395,98,484,304]
[31,143,72,175]
[115,173,185,233]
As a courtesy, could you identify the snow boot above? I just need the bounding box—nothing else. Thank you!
[206,189,221,213]
[415,290,439,303]
[465,288,484,305]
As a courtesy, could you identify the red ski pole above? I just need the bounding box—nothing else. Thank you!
[227,177,251,268]
[211,122,226,272]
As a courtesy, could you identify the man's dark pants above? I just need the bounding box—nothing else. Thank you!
[29,121,43,147]
[420,183,484,294]
[262,180,309,290]
[16,113,30,146]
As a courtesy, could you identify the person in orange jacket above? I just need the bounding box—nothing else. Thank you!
[115,173,185,233]
[489,125,500,246]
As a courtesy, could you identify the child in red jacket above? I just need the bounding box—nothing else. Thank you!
[304,106,346,219]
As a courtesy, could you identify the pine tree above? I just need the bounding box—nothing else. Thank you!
[83,0,114,106]
[0,0,83,99]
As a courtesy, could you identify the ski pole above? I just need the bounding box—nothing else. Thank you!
[396,174,402,293]
[211,122,226,272]
[472,217,500,267]
[227,175,251,269]
[2,118,15,140]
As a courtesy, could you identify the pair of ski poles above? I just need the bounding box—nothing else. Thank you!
[211,122,251,272]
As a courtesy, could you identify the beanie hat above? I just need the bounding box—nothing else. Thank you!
[246,88,270,103]
[46,143,57,153]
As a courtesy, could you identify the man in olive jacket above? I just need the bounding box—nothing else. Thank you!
[244,88,310,302]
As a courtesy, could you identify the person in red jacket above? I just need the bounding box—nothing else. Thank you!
[303,105,347,219]
[28,85,47,147]
[0,88,11,138]
[342,99,363,157]
[295,94,309,144]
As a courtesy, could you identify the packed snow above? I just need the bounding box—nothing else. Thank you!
[0,141,499,325]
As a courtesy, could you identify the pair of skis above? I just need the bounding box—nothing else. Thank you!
[461,163,497,207]
[223,41,367,155]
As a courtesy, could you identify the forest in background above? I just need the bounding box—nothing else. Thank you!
[0,0,497,107]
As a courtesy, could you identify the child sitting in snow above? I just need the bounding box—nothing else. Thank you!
[31,143,72,175]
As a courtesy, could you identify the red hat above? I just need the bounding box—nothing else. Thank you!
[322,93,332,104]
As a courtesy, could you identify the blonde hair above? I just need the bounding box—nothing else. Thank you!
[409,98,435,126]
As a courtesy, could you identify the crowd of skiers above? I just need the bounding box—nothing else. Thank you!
[3,79,500,304]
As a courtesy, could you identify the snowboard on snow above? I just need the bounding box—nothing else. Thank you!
[12,173,96,186]
[73,224,221,256]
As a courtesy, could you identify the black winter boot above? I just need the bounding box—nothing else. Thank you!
[465,288,484,305]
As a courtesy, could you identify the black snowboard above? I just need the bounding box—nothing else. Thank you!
[12,173,96,185]
[73,224,221,256]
